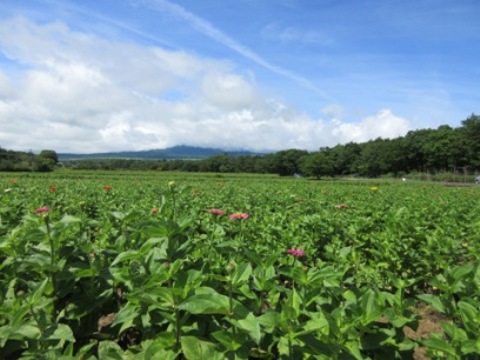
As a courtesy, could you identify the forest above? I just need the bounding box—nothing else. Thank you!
[2,114,480,178]
[0,148,58,172]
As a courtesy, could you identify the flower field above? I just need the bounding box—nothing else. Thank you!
[0,171,479,359]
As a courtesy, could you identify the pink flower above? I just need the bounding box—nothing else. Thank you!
[287,248,305,257]
[207,209,226,216]
[229,212,249,220]
[35,206,50,214]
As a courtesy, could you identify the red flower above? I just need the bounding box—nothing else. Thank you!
[207,209,226,216]
[229,212,249,220]
[35,206,50,214]
[48,186,57,192]
[104,185,112,191]
[287,248,305,257]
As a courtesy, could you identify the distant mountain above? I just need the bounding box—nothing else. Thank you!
[58,145,265,160]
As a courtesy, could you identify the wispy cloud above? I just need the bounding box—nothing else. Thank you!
[261,23,333,46]
[137,0,333,101]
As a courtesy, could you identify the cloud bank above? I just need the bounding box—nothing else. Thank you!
[0,16,411,153]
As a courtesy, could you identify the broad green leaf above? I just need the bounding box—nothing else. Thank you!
[211,331,245,351]
[417,294,446,314]
[111,303,139,330]
[288,288,301,318]
[111,250,139,266]
[11,324,41,340]
[179,293,230,315]
[231,262,252,287]
[42,323,75,342]
[236,312,262,345]
[359,289,383,325]
[258,311,280,333]
[421,339,457,356]
[145,334,178,360]
[60,215,82,224]
[343,289,357,303]
[458,301,479,333]
[181,335,221,360]
[295,313,329,337]
[98,340,125,360]
[461,339,480,355]
[111,212,126,220]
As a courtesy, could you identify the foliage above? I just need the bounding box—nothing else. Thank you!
[0,148,58,172]
[0,171,479,359]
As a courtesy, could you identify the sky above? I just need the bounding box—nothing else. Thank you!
[0,0,478,153]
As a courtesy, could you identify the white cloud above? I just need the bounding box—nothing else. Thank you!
[331,109,411,143]
[0,16,412,153]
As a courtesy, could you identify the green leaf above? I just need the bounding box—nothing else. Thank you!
[258,311,280,333]
[150,287,177,308]
[421,338,457,356]
[231,262,252,287]
[145,334,179,360]
[288,288,301,318]
[236,312,262,345]
[111,212,126,220]
[417,294,446,314]
[295,313,329,337]
[111,303,139,331]
[359,289,382,324]
[60,215,82,224]
[178,293,230,315]
[42,323,75,342]
[98,340,125,360]
[211,331,245,351]
[111,250,139,266]
[343,289,357,303]
[11,324,41,340]
[458,301,479,333]
[181,335,221,360]
[461,339,480,355]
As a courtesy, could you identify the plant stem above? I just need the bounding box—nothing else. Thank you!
[174,307,181,349]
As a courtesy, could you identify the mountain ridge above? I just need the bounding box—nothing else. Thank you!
[58,145,266,160]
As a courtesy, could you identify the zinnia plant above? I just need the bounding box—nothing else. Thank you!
[207,209,226,216]
[35,206,50,214]
[287,248,305,257]
[229,212,249,220]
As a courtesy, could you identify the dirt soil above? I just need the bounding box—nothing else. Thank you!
[403,303,449,360]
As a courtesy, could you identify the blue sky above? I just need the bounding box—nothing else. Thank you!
[0,0,478,153]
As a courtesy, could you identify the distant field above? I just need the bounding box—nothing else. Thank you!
[1,171,479,359]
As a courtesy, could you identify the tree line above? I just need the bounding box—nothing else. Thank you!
[4,114,480,177]
[0,148,58,172]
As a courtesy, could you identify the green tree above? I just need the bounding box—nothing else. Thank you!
[38,150,58,165]
[460,113,480,168]
[423,125,467,172]
[299,151,334,179]
[271,149,309,176]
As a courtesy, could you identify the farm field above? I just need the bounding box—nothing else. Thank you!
[0,171,479,359]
